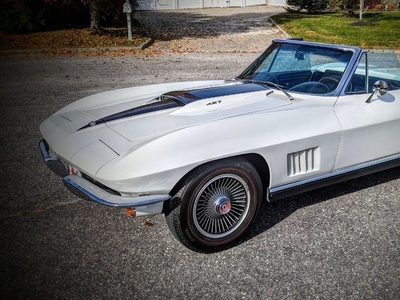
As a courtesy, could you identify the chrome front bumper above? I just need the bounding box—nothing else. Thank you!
[39,139,69,177]
[63,174,170,208]
[39,139,170,215]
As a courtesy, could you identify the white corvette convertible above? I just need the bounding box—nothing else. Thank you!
[39,39,400,252]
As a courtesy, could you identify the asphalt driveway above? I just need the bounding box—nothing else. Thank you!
[1,52,399,300]
[135,6,287,53]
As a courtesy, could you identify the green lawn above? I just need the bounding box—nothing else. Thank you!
[272,11,400,49]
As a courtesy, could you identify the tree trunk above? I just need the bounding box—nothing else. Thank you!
[90,1,101,32]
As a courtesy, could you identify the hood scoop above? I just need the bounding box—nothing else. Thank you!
[79,82,268,131]
[163,82,267,104]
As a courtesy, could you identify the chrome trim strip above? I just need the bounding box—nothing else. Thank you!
[39,139,57,163]
[63,174,171,207]
[39,139,69,177]
[269,153,400,200]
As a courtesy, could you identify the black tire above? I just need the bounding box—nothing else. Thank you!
[165,158,262,252]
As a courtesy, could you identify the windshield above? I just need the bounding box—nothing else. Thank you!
[238,42,353,95]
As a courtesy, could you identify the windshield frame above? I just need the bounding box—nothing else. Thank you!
[237,39,362,97]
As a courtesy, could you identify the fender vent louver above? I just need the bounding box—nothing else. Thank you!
[288,147,320,176]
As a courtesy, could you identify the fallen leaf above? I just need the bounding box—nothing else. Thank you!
[126,207,135,217]
[143,221,153,227]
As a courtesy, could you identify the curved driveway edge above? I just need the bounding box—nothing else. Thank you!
[135,6,287,53]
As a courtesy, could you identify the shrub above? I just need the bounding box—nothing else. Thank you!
[0,0,137,34]
[287,0,330,13]
[386,3,396,10]
[0,0,34,33]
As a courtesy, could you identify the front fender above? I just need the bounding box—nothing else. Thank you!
[95,101,341,195]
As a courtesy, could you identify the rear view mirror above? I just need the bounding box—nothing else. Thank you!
[295,51,305,60]
[366,80,388,103]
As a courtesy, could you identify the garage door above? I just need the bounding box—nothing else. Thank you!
[228,0,244,6]
[179,0,203,8]
[156,0,175,9]
[268,0,286,5]
[246,0,266,4]
[136,0,270,10]
[203,0,227,7]
[136,0,155,10]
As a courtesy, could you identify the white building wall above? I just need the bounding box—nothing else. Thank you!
[267,0,286,6]
[136,0,279,10]
[247,0,267,5]
[155,0,176,10]
[228,0,245,7]
[203,0,228,7]
[179,0,204,9]
[136,0,156,10]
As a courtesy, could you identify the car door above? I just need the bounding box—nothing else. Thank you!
[333,52,400,170]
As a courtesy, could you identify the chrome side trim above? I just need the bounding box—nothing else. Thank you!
[268,153,400,201]
[63,174,171,207]
[39,139,57,163]
[39,139,68,177]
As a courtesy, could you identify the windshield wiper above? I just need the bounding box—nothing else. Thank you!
[262,81,294,101]
[239,78,294,101]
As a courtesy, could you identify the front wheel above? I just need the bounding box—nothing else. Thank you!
[165,158,262,252]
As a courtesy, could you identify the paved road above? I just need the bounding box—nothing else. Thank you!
[1,53,399,299]
[135,6,287,53]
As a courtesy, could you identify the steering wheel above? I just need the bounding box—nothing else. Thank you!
[252,72,279,84]
[318,75,341,92]
[289,82,330,94]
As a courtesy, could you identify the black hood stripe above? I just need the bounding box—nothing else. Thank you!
[164,82,267,104]
[78,82,267,131]
[78,98,180,131]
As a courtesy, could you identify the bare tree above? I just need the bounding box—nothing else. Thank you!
[89,0,101,31]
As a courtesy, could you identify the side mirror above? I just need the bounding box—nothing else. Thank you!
[366,80,388,103]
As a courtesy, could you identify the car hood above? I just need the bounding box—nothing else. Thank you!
[40,80,297,172]
[78,80,295,141]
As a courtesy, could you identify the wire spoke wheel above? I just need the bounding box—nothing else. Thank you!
[193,174,250,239]
[165,158,262,252]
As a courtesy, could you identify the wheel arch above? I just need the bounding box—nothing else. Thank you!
[242,153,270,199]
[166,153,270,208]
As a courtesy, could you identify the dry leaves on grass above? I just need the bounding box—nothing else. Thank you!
[0,28,149,51]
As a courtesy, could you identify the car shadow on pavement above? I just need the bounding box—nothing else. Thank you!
[242,165,400,244]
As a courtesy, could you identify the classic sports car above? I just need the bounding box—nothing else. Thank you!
[39,39,400,252]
